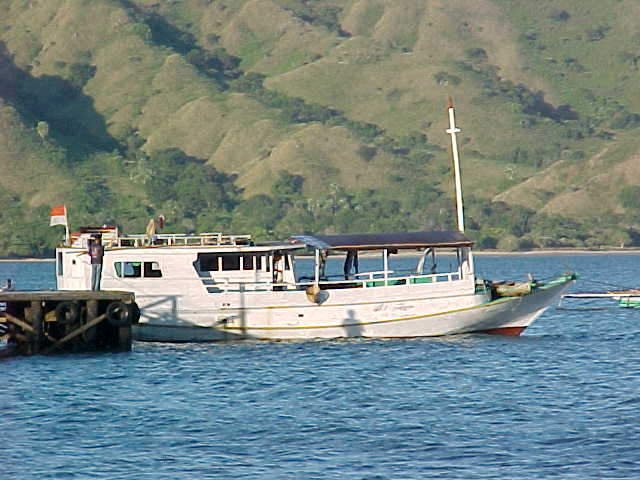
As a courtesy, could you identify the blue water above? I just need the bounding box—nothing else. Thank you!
[1,255,640,479]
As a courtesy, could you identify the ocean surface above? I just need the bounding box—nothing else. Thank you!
[1,254,639,479]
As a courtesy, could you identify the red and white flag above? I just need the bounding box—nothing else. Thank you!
[49,205,67,227]
[50,204,70,243]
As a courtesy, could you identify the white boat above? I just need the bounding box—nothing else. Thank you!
[53,102,576,341]
[54,228,575,341]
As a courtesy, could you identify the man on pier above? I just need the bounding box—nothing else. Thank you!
[89,234,105,290]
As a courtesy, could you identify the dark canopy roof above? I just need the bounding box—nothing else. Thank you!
[289,231,473,251]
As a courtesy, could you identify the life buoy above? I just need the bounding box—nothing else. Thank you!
[106,301,133,327]
[55,301,81,325]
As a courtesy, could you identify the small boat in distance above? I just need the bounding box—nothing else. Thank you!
[563,290,640,309]
[53,101,576,341]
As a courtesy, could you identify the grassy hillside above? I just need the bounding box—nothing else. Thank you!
[1,0,640,256]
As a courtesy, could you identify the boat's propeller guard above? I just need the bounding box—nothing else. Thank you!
[106,301,141,327]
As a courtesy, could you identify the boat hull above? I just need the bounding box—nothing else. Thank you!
[131,275,575,342]
[617,296,640,308]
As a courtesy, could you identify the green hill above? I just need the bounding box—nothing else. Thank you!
[1,0,640,257]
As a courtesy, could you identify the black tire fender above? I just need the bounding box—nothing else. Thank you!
[127,302,141,325]
[106,301,132,327]
[55,301,81,325]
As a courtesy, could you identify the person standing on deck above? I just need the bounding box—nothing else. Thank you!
[145,217,157,245]
[272,253,284,284]
[343,249,359,280]
[89,234,105,290]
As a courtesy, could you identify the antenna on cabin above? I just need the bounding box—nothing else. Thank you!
[446,97,465,233]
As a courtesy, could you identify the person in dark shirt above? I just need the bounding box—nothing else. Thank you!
[89,234,105,290]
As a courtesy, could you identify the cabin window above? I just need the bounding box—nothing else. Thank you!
[221,255,240,271]
[241,254,263,270]
[198,254,218,271]
[197,253,267,272]
[144,261,163,278]
[118,262,141,278]
[57,252,64,276]
[114,261,162,278]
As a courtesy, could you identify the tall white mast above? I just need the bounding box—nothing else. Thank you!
[446,97,465,233]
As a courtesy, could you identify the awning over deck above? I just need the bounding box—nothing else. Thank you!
[289,231,473,251]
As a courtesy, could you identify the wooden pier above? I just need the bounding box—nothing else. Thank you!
[0,291,139,356]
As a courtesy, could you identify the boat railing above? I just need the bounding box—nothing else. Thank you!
[61,266,463,293]
[293,271,462,290]
[107,233,253,248]
[208,271,464,291]
[196,271,462,292]
[352,270,394,280]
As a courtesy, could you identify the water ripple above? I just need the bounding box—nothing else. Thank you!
[3,257,640,479]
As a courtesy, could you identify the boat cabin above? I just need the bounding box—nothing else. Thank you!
[56,228,474,295]
[55,228,300,292]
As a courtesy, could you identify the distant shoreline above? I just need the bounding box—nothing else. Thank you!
[474,249,640,256]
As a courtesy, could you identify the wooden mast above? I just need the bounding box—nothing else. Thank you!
[446,97,465,233]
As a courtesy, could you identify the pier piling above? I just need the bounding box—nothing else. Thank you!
[1,291,139,356]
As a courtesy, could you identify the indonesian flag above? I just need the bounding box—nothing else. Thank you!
[50,205,70,243]
[49,205,67,227]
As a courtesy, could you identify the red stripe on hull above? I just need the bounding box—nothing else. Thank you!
[472,326,526,336]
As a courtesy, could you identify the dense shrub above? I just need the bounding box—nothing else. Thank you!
[357,145,377,161]
[68,63,96,89]
[549,9,570,22]
[619,186,640,210]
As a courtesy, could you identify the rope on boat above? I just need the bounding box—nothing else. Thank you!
[575,277,637,292]
[556,306,618,311]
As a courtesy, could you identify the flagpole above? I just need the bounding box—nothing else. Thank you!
[62,205,70,245]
